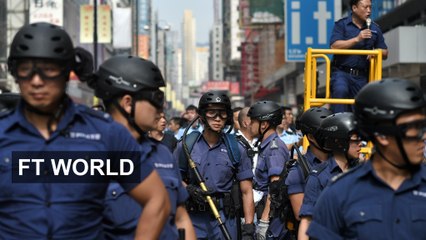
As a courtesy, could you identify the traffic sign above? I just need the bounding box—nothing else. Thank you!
[285,0,341,61]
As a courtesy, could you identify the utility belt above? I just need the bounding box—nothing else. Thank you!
[334,65,367,77]
[186,192,235,218]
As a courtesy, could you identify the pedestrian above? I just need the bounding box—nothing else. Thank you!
[0,22,169,239]
[330,0,388,113]
[247,101,290,239]
[149,111,178,152]
[174,90,255,240]
[307,78,426,239]
[91,55,195,239]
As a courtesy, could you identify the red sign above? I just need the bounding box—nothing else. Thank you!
[201,81,240,95]
[240,42,259,96]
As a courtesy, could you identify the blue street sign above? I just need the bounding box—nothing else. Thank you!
[285,0,341,62]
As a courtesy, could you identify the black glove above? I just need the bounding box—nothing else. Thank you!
[241,223,255,240]
[73,47,94,83]
[186,184,212,205]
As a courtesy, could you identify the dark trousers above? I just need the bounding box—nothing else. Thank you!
[330,70,368,113]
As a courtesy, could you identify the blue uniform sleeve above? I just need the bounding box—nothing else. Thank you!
[107,122,154,192]
[236,144,254,181]
[299,174,322,217]
[330,20,345,46]
[285,165,305,195]
[307,186,344,240]
[373,24,387,49]
[267,144,289,178]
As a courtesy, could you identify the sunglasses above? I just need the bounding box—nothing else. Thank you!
[134,89,164,109]
[14,60,67,81]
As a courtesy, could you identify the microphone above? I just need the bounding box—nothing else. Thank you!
[366,18,371,29]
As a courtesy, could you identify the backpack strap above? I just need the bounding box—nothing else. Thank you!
[222,133,241,168]
[178,131,202,175]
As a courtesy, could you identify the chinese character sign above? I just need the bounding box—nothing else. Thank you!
[30,0,63,26]
[80,5,94,43]
[79,4,111,44]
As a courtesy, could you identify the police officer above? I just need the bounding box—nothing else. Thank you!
[330,0,388,113]
[0,22,170,239]
[298,112,361,240]
[283,107,332,237]
[91,55,195,239]
[248,101,290,239]
[174,90,255,240]
[307,78,426,239]
[277,106,302,150]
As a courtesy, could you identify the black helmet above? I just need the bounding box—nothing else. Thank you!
[355,78,426,137]
[198,90,232,125]
[8,22,75,66]
[93,56,165,101]
[0,93,20,112]
[315,112,357,153]
[296,107,333,135]
[248,101,282,127]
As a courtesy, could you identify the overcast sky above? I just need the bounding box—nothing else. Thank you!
[152,0,214,44]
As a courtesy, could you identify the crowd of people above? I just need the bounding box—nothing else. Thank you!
[0,1,425,238]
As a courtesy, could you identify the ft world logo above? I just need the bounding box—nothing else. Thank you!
[11,151,141,183]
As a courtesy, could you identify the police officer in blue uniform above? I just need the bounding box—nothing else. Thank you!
[298,112,361,240]
[174,90,255,240]
[0,22,170,239]
[330,0,388,113]
[91,55,196,240]
[284,107,332,236]
[307,78,426,239]
[247,101,290,239]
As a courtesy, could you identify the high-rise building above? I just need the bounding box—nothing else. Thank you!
[181,10,196,105]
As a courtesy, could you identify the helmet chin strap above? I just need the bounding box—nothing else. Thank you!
[375,138,421,172]
[112,98,146,143]
[254,123,270,148]
[201,115,224,135]
[23,95,67,134]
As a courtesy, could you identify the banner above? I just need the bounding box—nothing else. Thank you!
[98,5,111,43]
[30,0,63,26]
[80,4,111,44]
[80,5,94,43]
[113,8,132,48]
[249,0,283,24]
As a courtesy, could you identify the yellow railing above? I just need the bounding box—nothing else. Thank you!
[302,48,384,158]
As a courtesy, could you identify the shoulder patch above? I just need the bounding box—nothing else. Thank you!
[329,164,362,184]
[270,138,279,149]
[76,104,112,122]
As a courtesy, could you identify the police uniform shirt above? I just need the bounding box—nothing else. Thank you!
[278,128,301,146]
[285,149,323,195]
[0,99,154,239]
[104,136,188,240]
[299,156,342,218]
[307,161,426,240]
[330,14,388,70]
[254,133,290,193]
[175,134,253,193]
